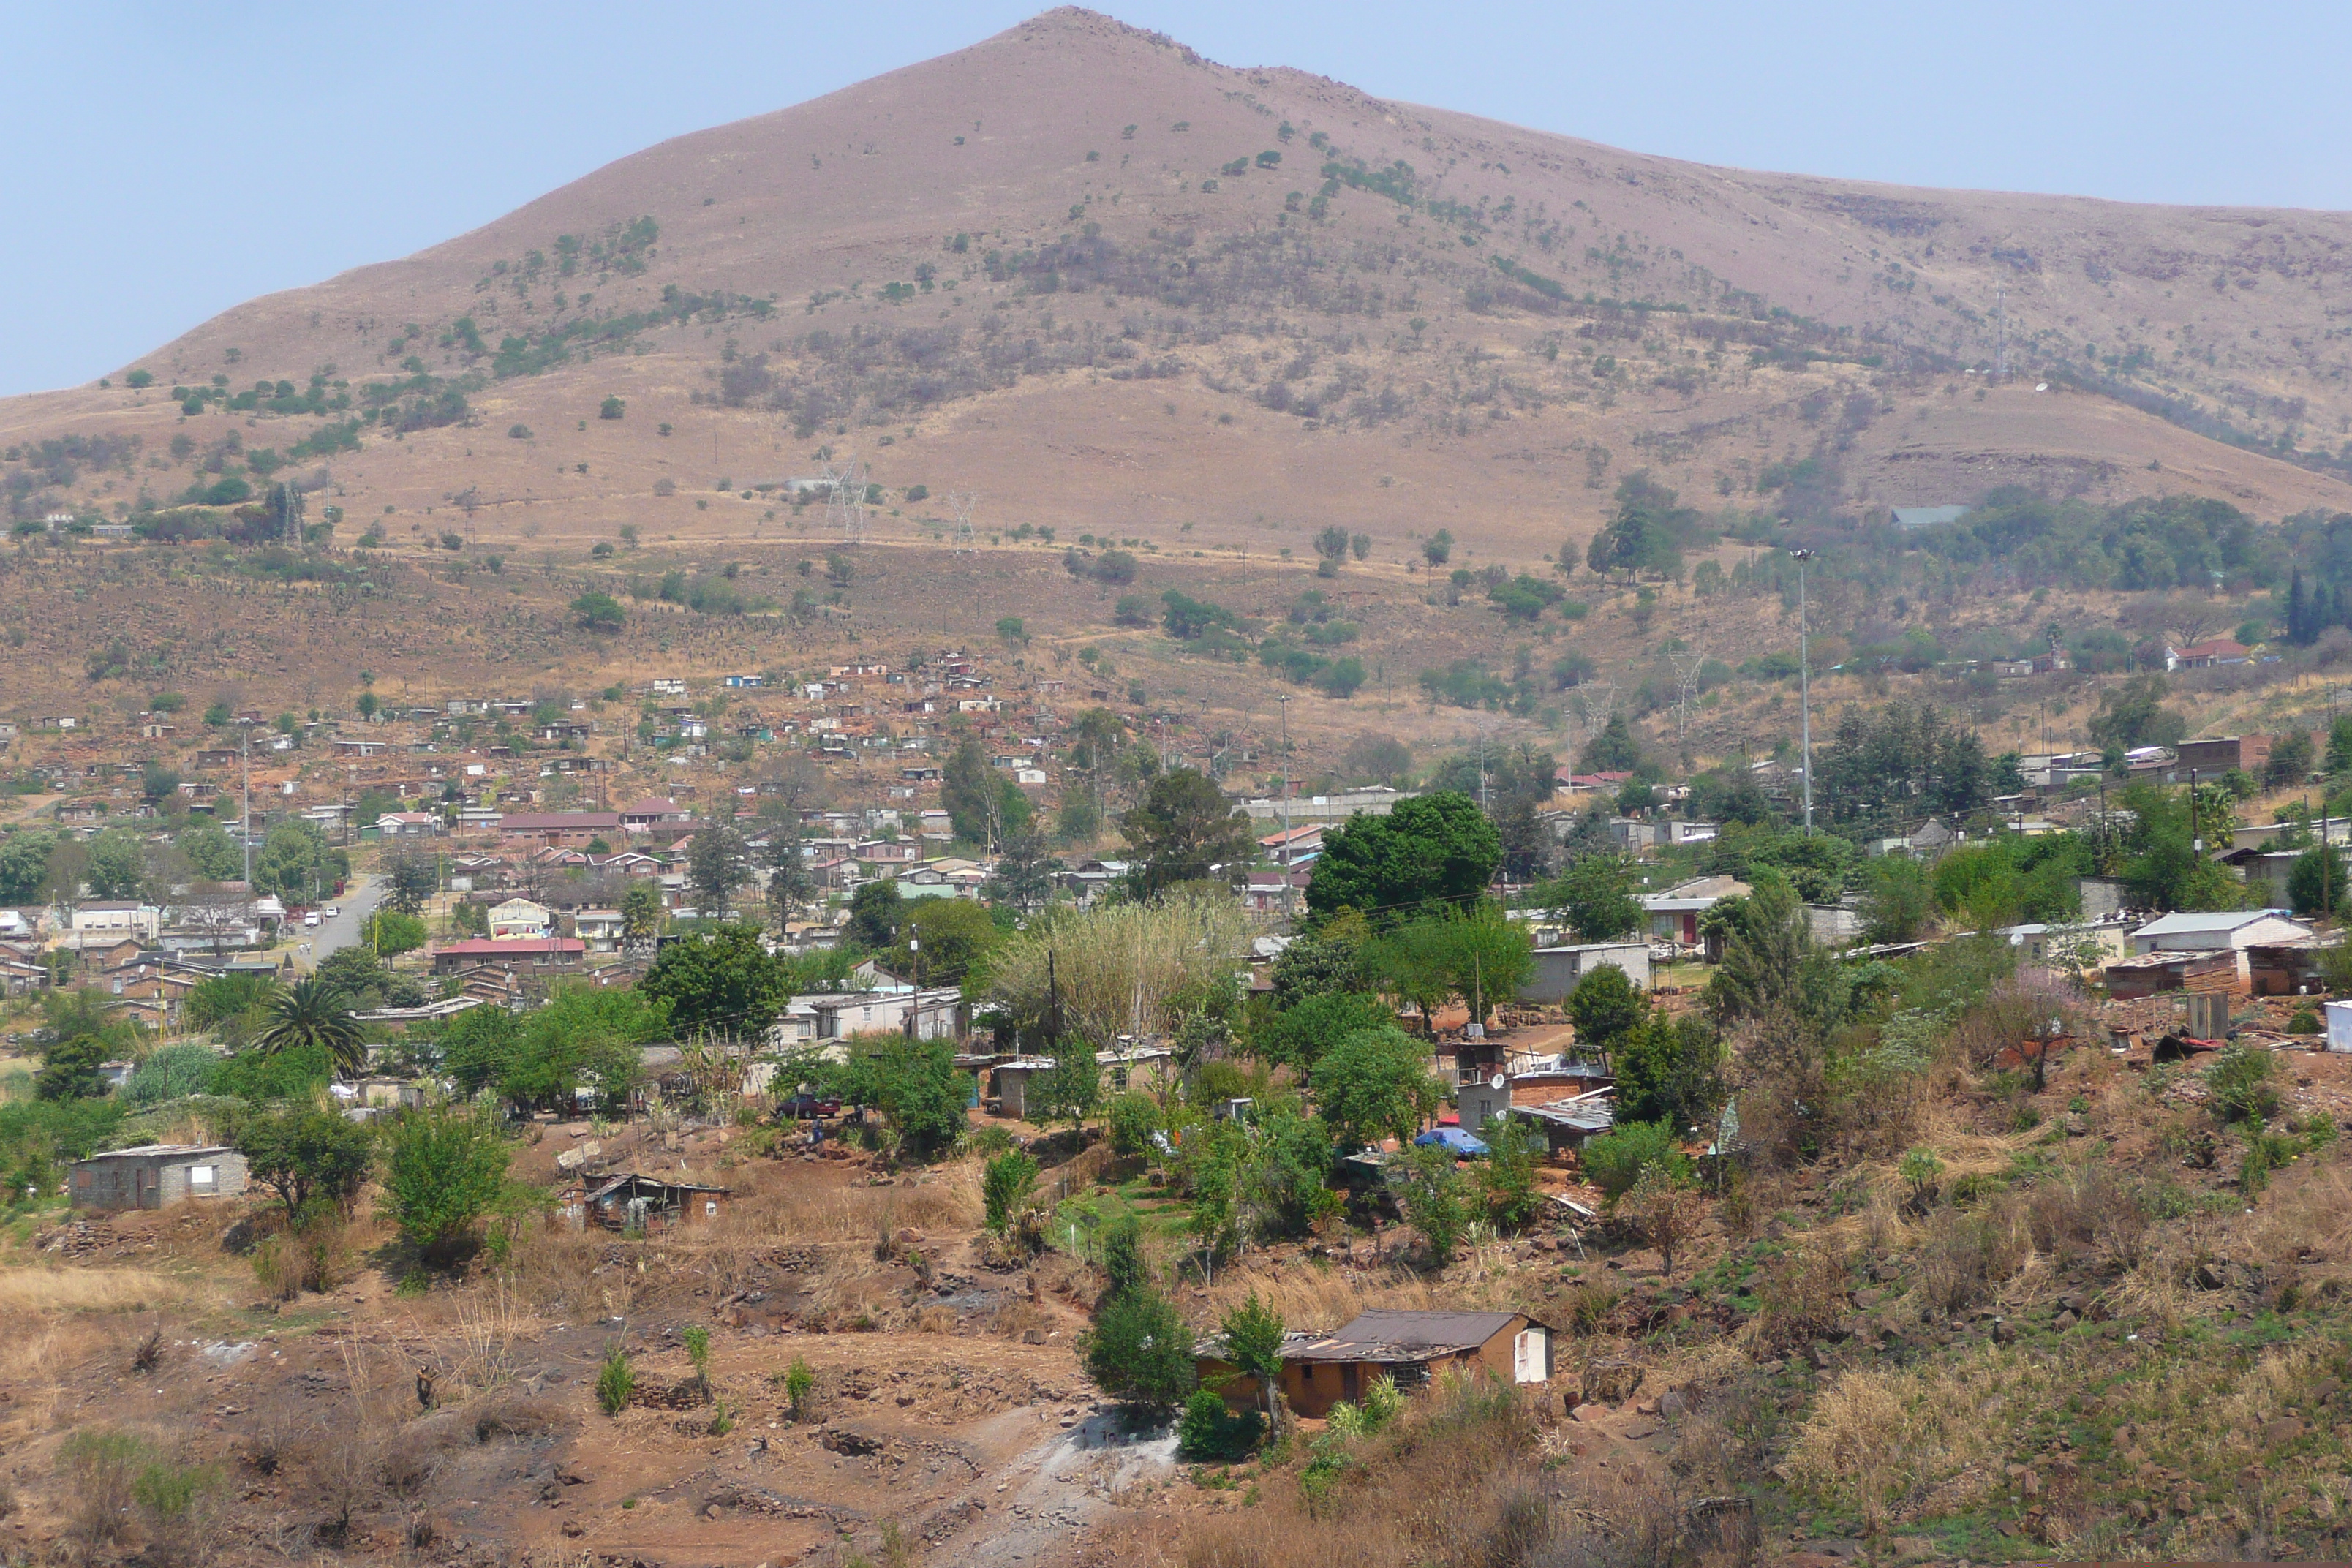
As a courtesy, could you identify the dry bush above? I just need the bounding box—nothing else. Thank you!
[1914,1204,2026,1317]
[2021,1161,2146,1274]
[1753,1243,1850,1352]
[498,1216,603,1318]
[57,1428,143,1558]
[0,1264,199,1316]
[715,1161,981,1247]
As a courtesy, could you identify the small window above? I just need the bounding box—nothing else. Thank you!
[187,1165,216,1188]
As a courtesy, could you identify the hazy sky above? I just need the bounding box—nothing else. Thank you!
[5,1,2346,396]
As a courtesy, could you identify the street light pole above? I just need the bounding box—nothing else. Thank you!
[1790,549,1817,836]
[1276,695,1293,921]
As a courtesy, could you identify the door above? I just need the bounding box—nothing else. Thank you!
[1513,1328,1542,1383]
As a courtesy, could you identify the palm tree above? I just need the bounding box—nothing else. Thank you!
[255,976,367,1079]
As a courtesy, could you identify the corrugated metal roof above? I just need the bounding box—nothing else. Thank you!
[1285,1308,1531,1362]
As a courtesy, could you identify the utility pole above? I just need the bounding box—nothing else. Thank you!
[903,935,920,1039]
[240,728,252,886]
[1790,549,1817,835]
[1276,694,1293,921]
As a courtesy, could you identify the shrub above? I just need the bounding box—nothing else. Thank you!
[119,1044,219,1107]
[2288,1007,2322,1036]
[1177,1389,1263,1460]
[598,396,625,420]
[507,423,532,439]
[982,1150,1039,1235]
[1080,1285,1196,1409]
[596,1347,635,1415]
[1107,1091,1158,1158]
[1580,1118,1691,1202]
[2205,1042,2280,1123]
[379,1107,510,1257]
[783,1358,816,1420]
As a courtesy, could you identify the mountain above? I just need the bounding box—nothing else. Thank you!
[6,6,2352,556]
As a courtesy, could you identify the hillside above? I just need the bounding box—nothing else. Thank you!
[4,6,2352,568]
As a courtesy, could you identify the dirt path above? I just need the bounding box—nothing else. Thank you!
[949,1409,1179,1567]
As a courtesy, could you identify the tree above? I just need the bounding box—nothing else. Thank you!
[686,824,749,916]
[1398,1143,1469,1262]
[943,734,1000,846]
[892,896,1001,990]
[1306,791,1501,926]
[572,592,625,632]
[0,829,56,902]
[1313,525,1351,573]
[1030,1040,1101,1130]
[1338,734,1414,789]
[2087,674,2187,753]
[254,821,344,902]
[985,828,1063,912]
[619,881,665,949]
[1218,1293,1286,1435]
[764,828,815,924]
[363,908,426,962]
[186,970,278,1030]
[255,977,366,1079]
[380,1107,510,1258]
[36,1033,108,1101]
[140,761,181,804]
[1586,472,1694,583]
[1081,1286,1196,1409]
[1579,712,1642,773]
[231,1105,373,1221]
[1478,1116,1542,1234]
[1623,1164,1703,1277]
[1582,1118,1692,1201]
[639,922,790,1036]
[1708,872,1813,1026]
[1565,964,1645,1052]
[598,395,625,421]
[497,983,664,1112]
[2291,843,2350,919]
[1858,855,1937,944]
[438,1003,522,1098]
[1269,916,1371,1006]
[1423,529,1453,567]
[1612,1011,1723,1129]
[1252,992,1395,1072]
[382,848,437,915]
[175,822,238,882]
[832,1037,970,1161]
[120,1042,220,1106]
[1311,1026,1442,1153]
[845,879,905,951]
[2268,728,2316,790]
[84,829,146,900]
[1420,902,1533,1025]
[1550,853,1641,941]
[1121,768,1255,897]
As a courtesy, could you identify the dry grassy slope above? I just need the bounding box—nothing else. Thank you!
[4,7,2352,564]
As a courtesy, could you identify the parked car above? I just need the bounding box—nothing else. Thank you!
[781,1092,842,1119]
[323,904,340,918]
[303,911,320,928]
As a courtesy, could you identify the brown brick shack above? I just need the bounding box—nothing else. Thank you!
[1198,1308,1555,1419]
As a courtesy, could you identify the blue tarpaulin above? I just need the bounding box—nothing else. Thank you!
[1413,1127,1490,1156]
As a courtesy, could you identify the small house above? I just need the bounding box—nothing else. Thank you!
[576,1172,729,1232]
[487,897,554,940]
[1198,1308,1555,1420]
[1639,875,1749,949]
[1520,942,1651,1003]
[69,1145,247,1210]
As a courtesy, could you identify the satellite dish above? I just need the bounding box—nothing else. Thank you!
[1490,1073,1507,1092]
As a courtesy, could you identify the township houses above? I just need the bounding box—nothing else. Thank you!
[1197,1310,1556,1420]
[2103,909,2315,998]
[500,811,622,849]
[69,1145,248,1211]
[69,901,162,945]
[620,797,692,832]
[431,936,584,973]
[767,987,967,1049]
[487,897,554,939]
[372,810,444,837]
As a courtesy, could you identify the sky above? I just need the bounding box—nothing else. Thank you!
[4,0,2348,396]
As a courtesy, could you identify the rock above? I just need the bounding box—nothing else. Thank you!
[2193,1261,2226,1291]
[1659,1390,1692,1420]
[1635,1398,1660,1417]
[2265,1417,2306,1447]
[1808,1343,1835,1371]
[2054,1310,2078,1332]
[1621,1422,1659,1441]
[556,1148,584,1172]
[2125,1499,2149,1521]
[1570,1403,1610,1424]
[2059,1292,2089,1314]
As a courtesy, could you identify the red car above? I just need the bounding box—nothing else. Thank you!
[781,1092,842,1120]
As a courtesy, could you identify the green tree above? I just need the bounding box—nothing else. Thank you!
[1549,853,1641,941]
[0,829,57,902]
[382,848,437,915]
[120,1043,219,1106]
[1398,1143,1469,1262]
[1582,1117,1692,1202]
[1585,471,1693,583]
[984,828,1063,912]
[230,1105,374,1221]
[498,984,663,1112]
[619,881,665,948]
[1421,902,1533,1025]
[1121,768,1255,897]
[1310,1026,1441,1153]
[1305,791,1501,926]
[639,921,789,1036]
[942,734,1014,848]
[255,976,366,1079]
[84,828,146,900]
[1081,1286,1197,1409]
[844,879,905,951]
[186,971,279,1030]
[363,908,427,962]
[36,1033,109,1101]
[174,823,238,882]
[573,592,625,632]
[1858,855,1937,944]
[1477,1115,1542,1233]
[1268,916,1372,1005]
[1578,712,1643,773]
[2291,843,2350,918]
[686,824,749,916]
[1251,991,1395,1072]
[892,895,1001,989]
[437,1002,523,1098]
[1218,1292,1286,1435]
[1611,1011,1723,1129]
[1031,1040,1101,1131]
[380,1107,511,1257]
[2087,674,2186,753]
[253,821,343,902]
[1565,964,1645,1052]
[1708,872,1813,1026]
[835,1037,970,1161]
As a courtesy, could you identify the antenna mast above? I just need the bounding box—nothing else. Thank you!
[1570,684,1618,760]
[1994,284,2008,381]
[1666,648,1708,747]
[824,456,867,543]
[948,491,978,556]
